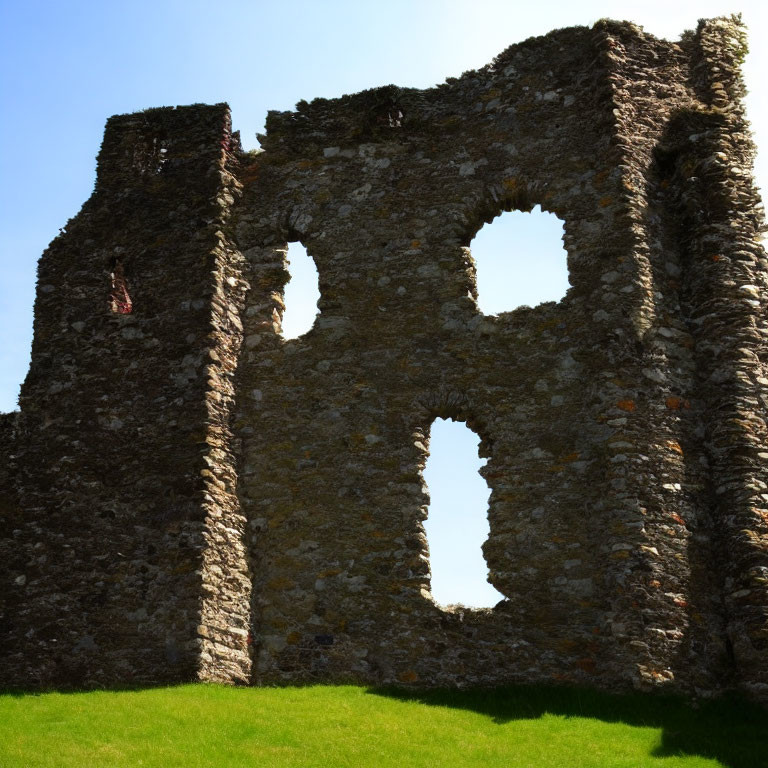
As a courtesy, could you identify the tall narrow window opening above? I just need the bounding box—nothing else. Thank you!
[282,242,320,339]
[422,418,504,608]
[472,205,568,315]
[109,260,132,314]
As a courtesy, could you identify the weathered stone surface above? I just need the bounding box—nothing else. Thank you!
[1,16,766,702]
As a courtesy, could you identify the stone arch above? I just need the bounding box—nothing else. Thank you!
[455,177,579,307]
[422,415,505,608]
[409,390,507,608]
[470,206,569,315]
[281,241,320,339]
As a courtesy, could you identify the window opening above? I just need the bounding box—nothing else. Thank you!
[132,135,169,175]
[109,259,133,314]
[387,105,404,128]
[282,242,320,339]
[375,104,404,128]
[422,417,504,608]
[472,205,568,315]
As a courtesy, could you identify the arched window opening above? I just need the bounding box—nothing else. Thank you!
[422,417,504,609]
[282,242,320,339]
[109,259,132,314]
[472,205,568,315]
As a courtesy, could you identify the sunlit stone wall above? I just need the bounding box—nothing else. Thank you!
[1,16,766,702]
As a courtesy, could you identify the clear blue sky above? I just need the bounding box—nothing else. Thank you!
[1,0,766,606]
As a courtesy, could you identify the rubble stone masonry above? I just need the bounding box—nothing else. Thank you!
[1,16,766,702]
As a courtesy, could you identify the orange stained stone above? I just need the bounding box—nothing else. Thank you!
[665,396,690,410]
[239,165,260,183]
[398,670,419,683]
[617,399,636,412]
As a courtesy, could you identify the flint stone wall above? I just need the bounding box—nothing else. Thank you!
[1,16,767,701]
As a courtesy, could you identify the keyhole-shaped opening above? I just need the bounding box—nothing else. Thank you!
[423,417,504,609]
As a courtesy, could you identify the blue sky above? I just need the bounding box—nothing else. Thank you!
[1,0,766,606]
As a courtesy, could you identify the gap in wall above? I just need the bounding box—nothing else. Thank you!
[281,242,320,339]
[473,205,568,314]
[423,417,504,609]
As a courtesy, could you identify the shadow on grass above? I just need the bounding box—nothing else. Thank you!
[3,679,766,767]
[366,684,768,768]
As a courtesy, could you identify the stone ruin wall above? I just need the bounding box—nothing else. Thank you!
[1,16,767,702]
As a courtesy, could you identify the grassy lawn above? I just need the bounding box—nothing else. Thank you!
[1,683,766,767]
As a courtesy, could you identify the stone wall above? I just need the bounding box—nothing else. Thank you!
[1,16,766,701]
[0,105,251,687]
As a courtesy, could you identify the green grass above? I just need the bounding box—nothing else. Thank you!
[1,683,766,767]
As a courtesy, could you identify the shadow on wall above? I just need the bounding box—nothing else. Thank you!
[366,685,768,768]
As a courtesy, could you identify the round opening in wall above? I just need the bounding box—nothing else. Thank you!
[472,205,568,315]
